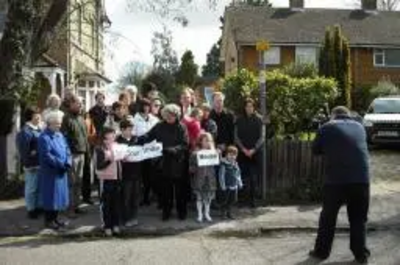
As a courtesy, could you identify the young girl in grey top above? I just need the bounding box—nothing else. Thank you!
[189,133,218,222]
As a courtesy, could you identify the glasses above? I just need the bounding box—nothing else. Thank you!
[153,104,161,108]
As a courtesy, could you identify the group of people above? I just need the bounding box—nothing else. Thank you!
[16,81,371,263]
[16,82,265,235]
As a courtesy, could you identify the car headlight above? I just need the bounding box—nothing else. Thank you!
[363,120,373,127]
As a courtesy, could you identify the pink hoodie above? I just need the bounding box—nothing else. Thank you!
[182,116,203,150]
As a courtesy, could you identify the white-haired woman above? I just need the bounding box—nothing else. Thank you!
[140,104,189,221]
[38,111,72,230]
[42,94,64,127]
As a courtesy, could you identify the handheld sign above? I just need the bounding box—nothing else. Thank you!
[112,144,129,161]
[115,141,163,162]
[197,150,220,167]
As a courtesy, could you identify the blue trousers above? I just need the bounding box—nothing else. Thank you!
[24,168,41,211]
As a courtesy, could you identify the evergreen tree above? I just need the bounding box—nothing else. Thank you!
[202,39,222,78]
[319,25,352,108]
[176,50,198,86]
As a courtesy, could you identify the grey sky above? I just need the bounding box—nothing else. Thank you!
[104,0,355,81]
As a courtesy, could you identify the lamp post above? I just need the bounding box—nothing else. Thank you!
[256,40,270,201]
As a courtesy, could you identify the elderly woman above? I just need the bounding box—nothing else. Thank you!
[38,111,72,230]
[42,94,64,125]
[141,104,189,221]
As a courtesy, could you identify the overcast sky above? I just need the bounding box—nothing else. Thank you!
[104,0,356,81]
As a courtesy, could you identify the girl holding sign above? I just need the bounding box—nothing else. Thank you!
[189,133,218,223]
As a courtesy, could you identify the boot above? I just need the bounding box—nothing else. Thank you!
[196,201,203,223]
[204,201,212,222]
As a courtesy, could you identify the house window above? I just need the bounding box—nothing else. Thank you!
[296,47,317,65]
[263,47,281,65]
[374,49,400,67]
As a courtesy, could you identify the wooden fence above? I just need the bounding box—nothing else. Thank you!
[257,140,326,204]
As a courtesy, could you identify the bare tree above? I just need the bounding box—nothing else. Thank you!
[380,0,400,10]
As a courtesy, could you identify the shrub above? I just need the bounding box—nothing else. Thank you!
[370,79,400,99]
[222,69,259,114]
[222,69,338,137]
[282,63,318,78]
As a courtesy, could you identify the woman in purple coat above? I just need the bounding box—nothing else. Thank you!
[38,111,72,230]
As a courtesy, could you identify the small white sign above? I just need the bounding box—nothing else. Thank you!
[197,150,220,167]
[112,141,163,162]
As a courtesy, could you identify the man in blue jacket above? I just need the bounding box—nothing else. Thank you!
[310,106,370,264]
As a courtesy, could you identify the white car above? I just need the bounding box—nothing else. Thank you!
[363,96,400,144]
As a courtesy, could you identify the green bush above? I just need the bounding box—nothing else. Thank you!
[222,68,259,114]
[222,69,338,137]
[282,63,318,78]
[370,79,400,99]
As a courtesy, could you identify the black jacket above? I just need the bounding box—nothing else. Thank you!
[141,121,189,179]
[116,135,141,180]
[235,113,264,151]
[313,115,370,185]
[61,112,89,154]
[210,109,235,146]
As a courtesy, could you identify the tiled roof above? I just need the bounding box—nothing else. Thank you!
[224,6,400,46]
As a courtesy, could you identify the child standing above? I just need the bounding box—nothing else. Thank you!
[116,120,141,227]
[95,127,121,236]
[219,146,243,220]
[189,133,218,222]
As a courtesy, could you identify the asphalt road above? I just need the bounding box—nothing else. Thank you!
[0,231,399,265]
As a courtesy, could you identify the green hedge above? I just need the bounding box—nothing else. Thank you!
[222,69,338,137]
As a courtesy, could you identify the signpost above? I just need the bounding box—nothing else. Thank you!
[256,40,270,201]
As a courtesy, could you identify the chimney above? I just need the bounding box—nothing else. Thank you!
[361,0,377,10]
[290,0,304,10]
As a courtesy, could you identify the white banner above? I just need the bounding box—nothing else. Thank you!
[112,141,163,162]
[197,150,220,167]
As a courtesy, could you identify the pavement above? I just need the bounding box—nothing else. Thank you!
[0,182,399,239]
[1,231,400,265]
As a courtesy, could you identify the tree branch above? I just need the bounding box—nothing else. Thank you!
[31,0,68,63]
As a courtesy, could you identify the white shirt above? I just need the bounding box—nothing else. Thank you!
[132,113,159,137]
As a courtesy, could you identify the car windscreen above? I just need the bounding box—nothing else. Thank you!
[368,99,400,114]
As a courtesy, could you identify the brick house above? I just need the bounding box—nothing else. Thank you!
[221,0,400,87]
[0,0,112,111]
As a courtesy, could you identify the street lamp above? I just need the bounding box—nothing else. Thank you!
[256,40,270,201]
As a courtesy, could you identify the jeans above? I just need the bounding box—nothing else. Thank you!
[314,184,370,259]
[24,168,40,211]
[222,189,238,214]
[100,180,121,229]
[239,153,260,205]
[69,154,85,210]
[122,178,140,222]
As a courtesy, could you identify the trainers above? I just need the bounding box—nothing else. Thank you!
[112,226,121,235]
[104,229,113,237]
[196,216,203,223]
[125,219,139,227]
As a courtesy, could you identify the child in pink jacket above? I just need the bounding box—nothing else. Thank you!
[95,127,122,236]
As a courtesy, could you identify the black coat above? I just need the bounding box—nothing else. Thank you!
[209,109,235,147]
[141,121,189,179]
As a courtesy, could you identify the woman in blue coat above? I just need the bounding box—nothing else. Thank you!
[38,111,72,230]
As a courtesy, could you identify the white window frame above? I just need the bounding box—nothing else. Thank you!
[263,47,281,65]
[373,49,385,67]
[374,48,400,68]
[295,46,318,65]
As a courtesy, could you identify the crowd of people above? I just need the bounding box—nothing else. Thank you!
[16,82,265,236]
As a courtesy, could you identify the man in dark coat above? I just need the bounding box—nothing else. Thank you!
[209,92,235,152]
[310,106,370,264]
[61,95,89,216]
[89,92,108,135]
